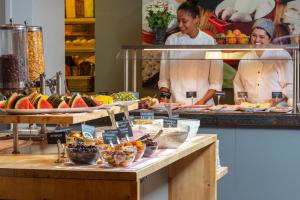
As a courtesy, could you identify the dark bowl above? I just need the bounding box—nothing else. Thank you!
[66,147,99,165]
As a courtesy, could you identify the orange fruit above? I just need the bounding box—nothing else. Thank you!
[233,29,241,36]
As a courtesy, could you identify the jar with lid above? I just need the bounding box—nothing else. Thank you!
[27,26,45,81]
[0,24,28,89]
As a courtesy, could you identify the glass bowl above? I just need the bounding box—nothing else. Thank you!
[66,145,99,165]
[101,145,137,167]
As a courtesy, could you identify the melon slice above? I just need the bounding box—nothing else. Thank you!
[58,101,70,109]
[5,93,18,108]
[71,95,88,108]
[0,100,6,108]
[14,97,34,109]
[37,99,53,109]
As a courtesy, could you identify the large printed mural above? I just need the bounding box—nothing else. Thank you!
[141,0,300,89]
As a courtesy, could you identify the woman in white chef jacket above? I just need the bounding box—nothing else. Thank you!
[158,1,223,105]
[233,18,293,106]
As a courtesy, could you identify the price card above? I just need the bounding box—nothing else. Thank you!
[140,111,154,119]
[186,91,197,98]
[163,118,178,128]
[71,124,96,137]
[272,92,283,99]
[117,120,133,138]
[102,130,120,145]
[47,129,69,144]
[237,92,248,98]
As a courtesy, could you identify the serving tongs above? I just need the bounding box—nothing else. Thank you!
[138,129,163,142]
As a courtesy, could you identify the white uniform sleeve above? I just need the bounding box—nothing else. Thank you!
[209,59,223,91]
[233,63,245,100]
[277,53,293,99]
[158,38,171,89]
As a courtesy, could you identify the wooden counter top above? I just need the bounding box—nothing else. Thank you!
[0,103,138,124]
[0,134,216,181]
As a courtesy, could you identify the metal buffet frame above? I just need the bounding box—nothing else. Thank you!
[122,44,300,113]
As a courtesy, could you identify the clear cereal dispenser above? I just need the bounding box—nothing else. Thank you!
[27,26,45,81]
[0,22,28,91]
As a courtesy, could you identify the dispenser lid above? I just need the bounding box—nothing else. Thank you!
[0,24,26,30]
[27,26,42,32]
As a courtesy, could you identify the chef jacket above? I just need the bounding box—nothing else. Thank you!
[233,50,293,103]
[158,31,223,105]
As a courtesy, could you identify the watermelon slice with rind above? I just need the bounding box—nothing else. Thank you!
[14,97,34,109]
[37,99,53,109]
[71,95,88,108]
[5,93,18,108]
[58,101,70,108]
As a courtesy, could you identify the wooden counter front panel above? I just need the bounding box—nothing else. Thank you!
[169,143,216,200]
[0,177,139,200]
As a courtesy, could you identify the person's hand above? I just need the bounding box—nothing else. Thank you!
[235,98,246,105]
[268,98,284,106]
[159,87,170,93]
[160,98,170,103]
[195,99,205,105]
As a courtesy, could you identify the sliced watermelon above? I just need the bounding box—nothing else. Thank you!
[0,100,6,108]
[5,93,18,108]
[37,99,53,109]
[71,95,88,108]
[14,97,34,109]
[27,91,39,103]
[58,101,70,108]
[91,96,101,106]
[68,94,80,107]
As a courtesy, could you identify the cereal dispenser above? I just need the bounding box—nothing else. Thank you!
[27,26,45,81]
[0,22,28,92]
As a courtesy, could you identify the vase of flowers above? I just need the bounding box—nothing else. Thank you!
[145,0,176,44]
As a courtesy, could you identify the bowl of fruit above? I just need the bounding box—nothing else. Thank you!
[66,144,99,165]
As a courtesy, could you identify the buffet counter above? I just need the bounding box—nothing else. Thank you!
[131,110,300,129]
[0,135,219,200]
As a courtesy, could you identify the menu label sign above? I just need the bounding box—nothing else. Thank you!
[163,118,178,128]
[103,130,119,144]
[140,111,154,119]
[272,92,283,99]
[47,129,68,144]
[237,92,248,98]
[117,120,133,138]
[186,91,197,98]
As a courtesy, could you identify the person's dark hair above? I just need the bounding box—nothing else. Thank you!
[177,1,199,18]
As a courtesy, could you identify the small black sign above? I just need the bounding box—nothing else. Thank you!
[272,92,283,99]
[186,91,197,98]
[163,118,178,128]
[103,130,120,144]
[71,124,96,137]
[215,91,226,96]
[140,111,154,119]
[117,120,133,138]
[47,129,68,144]
[237,92,248,98]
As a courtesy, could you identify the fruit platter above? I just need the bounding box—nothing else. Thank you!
[0,91,139,115]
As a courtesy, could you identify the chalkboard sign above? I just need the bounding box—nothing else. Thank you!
[47,129,68,144]
[103,130,119,144]
[186,91,197,98]
[272,92,283,99]
[71,124,96,137]
[163,118,178,128]
[237,92,248,98]
[140,111,154,119]
[117,120,133,138]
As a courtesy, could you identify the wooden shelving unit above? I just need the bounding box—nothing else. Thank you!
[65,17,95,24]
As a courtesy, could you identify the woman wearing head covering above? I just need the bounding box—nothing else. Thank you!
[233,18,293,106]
[158,1,223,105]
